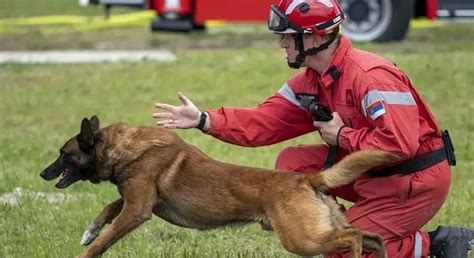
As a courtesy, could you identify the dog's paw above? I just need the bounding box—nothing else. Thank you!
[80,224,100,246]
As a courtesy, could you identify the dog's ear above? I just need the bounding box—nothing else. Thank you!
[78,117,95,150]
[89,115,100,132]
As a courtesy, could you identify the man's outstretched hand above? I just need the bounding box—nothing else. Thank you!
[153,92,201,129]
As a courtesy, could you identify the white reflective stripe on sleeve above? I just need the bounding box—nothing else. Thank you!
[414,231,422,258]
[361,89,416,116]
[278,83,301,107]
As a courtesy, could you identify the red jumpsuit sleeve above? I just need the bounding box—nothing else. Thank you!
[205,93,315,147]
[338,69,420,159]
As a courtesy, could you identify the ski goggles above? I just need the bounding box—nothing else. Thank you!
[268,4,304,33]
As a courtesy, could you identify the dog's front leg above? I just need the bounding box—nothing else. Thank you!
[77,183,156,258]
[80,198,124,246]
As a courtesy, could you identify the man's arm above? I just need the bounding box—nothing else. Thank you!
[153,91,316,147]
[338,71,421,160]
[205,93,315,147]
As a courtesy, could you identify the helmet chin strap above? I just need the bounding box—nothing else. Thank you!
[287,28,339,69]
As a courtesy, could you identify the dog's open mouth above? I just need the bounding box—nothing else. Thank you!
[55,168,81,189]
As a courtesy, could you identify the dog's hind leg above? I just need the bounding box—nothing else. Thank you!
[305,228,365,257]
[312,229,365,257]
[270,191,364,257]
[275,223,365,257]
[80,198,124,246]
[361,231,387,258]
[77,183,156,258]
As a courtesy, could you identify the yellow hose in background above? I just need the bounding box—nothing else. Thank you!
[0,11,440,34]
[0,11,154,34]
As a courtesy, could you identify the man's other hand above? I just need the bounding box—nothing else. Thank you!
[313,112,345,145]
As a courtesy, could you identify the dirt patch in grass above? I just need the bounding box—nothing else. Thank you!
[0,187,87,206]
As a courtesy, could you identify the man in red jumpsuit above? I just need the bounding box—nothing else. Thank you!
[153,0,472,257]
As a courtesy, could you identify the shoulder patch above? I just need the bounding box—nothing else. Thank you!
[366,100,386,120]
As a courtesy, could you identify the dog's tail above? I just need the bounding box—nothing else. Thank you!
[308,150,399,189]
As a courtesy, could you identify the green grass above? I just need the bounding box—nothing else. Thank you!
[1,20,474,258]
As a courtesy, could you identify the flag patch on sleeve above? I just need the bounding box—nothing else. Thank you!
[366,100,386,120]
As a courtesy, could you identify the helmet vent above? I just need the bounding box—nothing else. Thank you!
[299,3,310,13]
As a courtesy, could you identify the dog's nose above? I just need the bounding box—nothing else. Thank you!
[40,170,48,180]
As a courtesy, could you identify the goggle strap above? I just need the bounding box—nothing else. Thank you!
[315,13,345,31]
[288,23,305,33]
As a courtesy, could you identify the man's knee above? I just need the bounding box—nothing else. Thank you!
[275,146,301,170]
[275,145,328,172]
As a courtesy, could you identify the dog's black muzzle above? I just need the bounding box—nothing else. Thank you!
[40,158,62,181]
[40,158,85,189]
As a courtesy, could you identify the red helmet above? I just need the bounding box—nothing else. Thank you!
[268,0,345,35]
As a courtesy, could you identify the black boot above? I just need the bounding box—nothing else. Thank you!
[429,225,473,258]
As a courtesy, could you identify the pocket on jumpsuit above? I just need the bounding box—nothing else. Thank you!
[396,174,414,204]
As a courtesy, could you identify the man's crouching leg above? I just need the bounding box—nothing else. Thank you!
[275,144,359,203]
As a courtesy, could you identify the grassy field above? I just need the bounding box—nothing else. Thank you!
[1,4,474,257]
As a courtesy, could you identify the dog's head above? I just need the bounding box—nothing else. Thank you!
[40,116,102,189]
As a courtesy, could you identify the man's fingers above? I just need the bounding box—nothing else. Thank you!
[152,112,173,119]
[155,120,168,126]
[154,103,176,112]
[156,119,175,126]
[156,121,177,129]
[331,112,341,120]
[178,92,191,105]
[313,121,325,127]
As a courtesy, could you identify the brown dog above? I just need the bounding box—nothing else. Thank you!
[40,116,398,258]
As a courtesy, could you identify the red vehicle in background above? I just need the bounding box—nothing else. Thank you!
[81,0,474,42]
